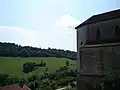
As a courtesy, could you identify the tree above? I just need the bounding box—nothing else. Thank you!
[40,60,46,67]
[66,60,69,66]
[0,42,77,60]
[22,62,37,73]
[44,67,48,72]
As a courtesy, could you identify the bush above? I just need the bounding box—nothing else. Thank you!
[48,73,56,80]
[27,73,38,82]
[40,85,53,90]
[56,67,77,77]
[5,76,20,84]
[22,61,46,73]
[92,71,120,90]
[0,72,9,84]
[22,62,36,73]
[28,82,36,90]
[64,88,76,90]
[49,80,57,89]
[66,60,69,66]
[56,77,74,86]
[40,60,46,67]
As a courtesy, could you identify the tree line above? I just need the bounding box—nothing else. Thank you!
[0,42,76,60]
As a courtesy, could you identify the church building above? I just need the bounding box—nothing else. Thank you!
[75,9,120,90]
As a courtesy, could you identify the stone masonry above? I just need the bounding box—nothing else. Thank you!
[77,43,120,90]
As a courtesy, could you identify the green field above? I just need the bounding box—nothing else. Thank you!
[0,57,76,77]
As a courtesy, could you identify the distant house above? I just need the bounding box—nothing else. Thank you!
[0,84,31,90]
[75,9,120,90]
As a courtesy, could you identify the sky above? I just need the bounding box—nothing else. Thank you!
[0,0,119,51]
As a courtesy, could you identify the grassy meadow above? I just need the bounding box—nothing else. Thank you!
[0,57,76,77]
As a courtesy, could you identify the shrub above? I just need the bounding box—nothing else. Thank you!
[27,73,38,82]
[56,77,74,86]
[5,76,20,84]
[22,62,36,73]
[0,72,9,84]
[40,85,53,90]
[66,60,69,66]
[64,88,76,90]
[22,61,46,73]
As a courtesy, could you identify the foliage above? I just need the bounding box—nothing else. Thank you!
[0,53,76,90]
[39,85,53,90]
[70,82,76,88]
[0,42,76,60]
[0,72,9,84]
[24,65,76,89]
[66,60,69,66]
[0,66,76,89]
[27,73,39,82]
[40,60,46,67]
[56,77,74,86]
[22,62,37,73]
[92,71,120,90]
[64,88,76,90]
[4,76,20,84]
[22,61,46,73]
[56,66,77,78]
[56,66,69,72]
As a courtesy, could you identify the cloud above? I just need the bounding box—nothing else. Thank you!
[0,14,80,51]
[56,14,80,29]
[0,26,40,47]
[53,14,80,51]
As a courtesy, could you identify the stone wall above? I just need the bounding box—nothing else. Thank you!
[77,43,120,90]
[77,74,104,90]
[79,47,103,75]
[88,17,120,42]
[79,43,120,75]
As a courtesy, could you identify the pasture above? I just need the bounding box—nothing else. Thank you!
[0,57,76,77]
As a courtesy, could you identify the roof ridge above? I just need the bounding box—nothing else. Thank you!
[75,9,120,29]
[93,9,120,17]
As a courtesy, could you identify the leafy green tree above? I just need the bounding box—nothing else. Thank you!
[66,60,69,66]
[22,62,36,73]
[0,42,77,60]
[22,62,46,74]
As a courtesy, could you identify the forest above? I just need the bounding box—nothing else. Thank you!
[0,42,76,60]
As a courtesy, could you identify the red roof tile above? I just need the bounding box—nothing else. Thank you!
[0,84,29,90]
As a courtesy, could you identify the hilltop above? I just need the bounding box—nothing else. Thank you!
[0,42,76,60]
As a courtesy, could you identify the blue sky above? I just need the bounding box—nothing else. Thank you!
[0,0,119,51]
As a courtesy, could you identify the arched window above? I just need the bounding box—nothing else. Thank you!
[80,42,83,45]
[115,25,120,37]
[96,28,100,40]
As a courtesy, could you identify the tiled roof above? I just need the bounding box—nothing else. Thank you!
[0,84,29,90]
[75,9,120,29]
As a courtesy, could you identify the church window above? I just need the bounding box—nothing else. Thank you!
[96,28,100,40]
[115,25,120,37]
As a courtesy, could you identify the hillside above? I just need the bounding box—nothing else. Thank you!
[0,57,76,76]
[0,42,77,60]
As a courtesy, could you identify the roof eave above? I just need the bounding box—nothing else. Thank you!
[75,23,86,29]
[75,25,80,29]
